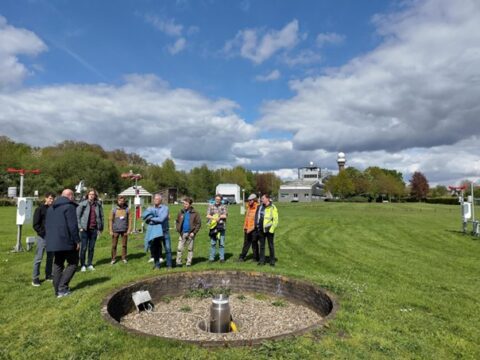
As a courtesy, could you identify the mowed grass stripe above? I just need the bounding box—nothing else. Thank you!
[0,203,479,359]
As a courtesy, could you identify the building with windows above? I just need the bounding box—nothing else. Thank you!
[278,163,330,202]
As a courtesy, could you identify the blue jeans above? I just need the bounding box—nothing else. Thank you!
[80,229,98,267]
[209,231,225,261]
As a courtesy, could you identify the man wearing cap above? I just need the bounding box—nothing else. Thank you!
[238,193,259,262]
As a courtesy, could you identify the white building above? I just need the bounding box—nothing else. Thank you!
[279,163,328,202]
[216,183,241,204]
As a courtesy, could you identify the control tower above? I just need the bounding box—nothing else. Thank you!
[337,152,346,172]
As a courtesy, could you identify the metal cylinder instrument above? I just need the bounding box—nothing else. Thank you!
[209,294,231,333]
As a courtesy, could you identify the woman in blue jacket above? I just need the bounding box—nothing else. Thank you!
[143,193,170,269]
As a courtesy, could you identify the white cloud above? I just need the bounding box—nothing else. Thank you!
[316,32,345,47]
[224,19,300,64]
[143,14,197,55]
[255,69,280,82]
[168,37,187,55]
[0,74,257,163]
[282,49,322,67]
[347,137,480,185]
[258,0,480,157]
[144,15,183,37]
[0,15,47,88]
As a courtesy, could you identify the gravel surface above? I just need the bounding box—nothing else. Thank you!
[121,293,323,342]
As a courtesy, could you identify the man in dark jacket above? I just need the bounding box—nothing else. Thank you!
[175,197,201,267]
[31,192,55,286]
[46,189,81,298]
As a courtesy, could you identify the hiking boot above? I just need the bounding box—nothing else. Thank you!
[32,278,41,287]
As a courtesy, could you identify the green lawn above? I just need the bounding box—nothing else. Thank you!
[0,202,478,359]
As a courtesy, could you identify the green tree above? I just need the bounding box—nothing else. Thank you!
[325,171,355,199]
[189,164,215,201]
[429,185,448,198]
[344,167,370,195]
[365,167,405,201]
[161,158,179,188]
[43,150,120,195]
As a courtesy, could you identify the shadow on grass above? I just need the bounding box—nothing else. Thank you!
[445,229,466,235]
[96,252,147,265]
[445,229,479,241]
[175,256,208,267]
[72,276,110,291]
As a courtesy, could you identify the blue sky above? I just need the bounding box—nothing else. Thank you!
[1,0,479,185]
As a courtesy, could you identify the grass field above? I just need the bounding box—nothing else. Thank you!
[0,202,478,359]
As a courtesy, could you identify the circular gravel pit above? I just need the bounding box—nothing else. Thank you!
[102,271,337,347]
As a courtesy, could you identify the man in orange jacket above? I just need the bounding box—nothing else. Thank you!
[238,194,259,262]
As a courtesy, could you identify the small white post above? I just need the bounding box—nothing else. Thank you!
[14,173,25,252]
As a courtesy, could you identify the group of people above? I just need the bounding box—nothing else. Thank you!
[31,188,106,296]
[239,193,279,266]
[31,188,279,298]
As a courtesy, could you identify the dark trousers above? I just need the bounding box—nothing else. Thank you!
[53,250,79,295]
[239,230,258,261]
[111,232,128,260]
[258,231,275,265]
[150,236,164,265]
[80,229,98,267]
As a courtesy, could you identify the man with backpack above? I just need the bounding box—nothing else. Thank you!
[109,195,132,264]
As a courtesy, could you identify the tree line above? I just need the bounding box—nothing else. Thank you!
[325,166,479,202]
[0,137,281,201]
[2,136,475,203]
